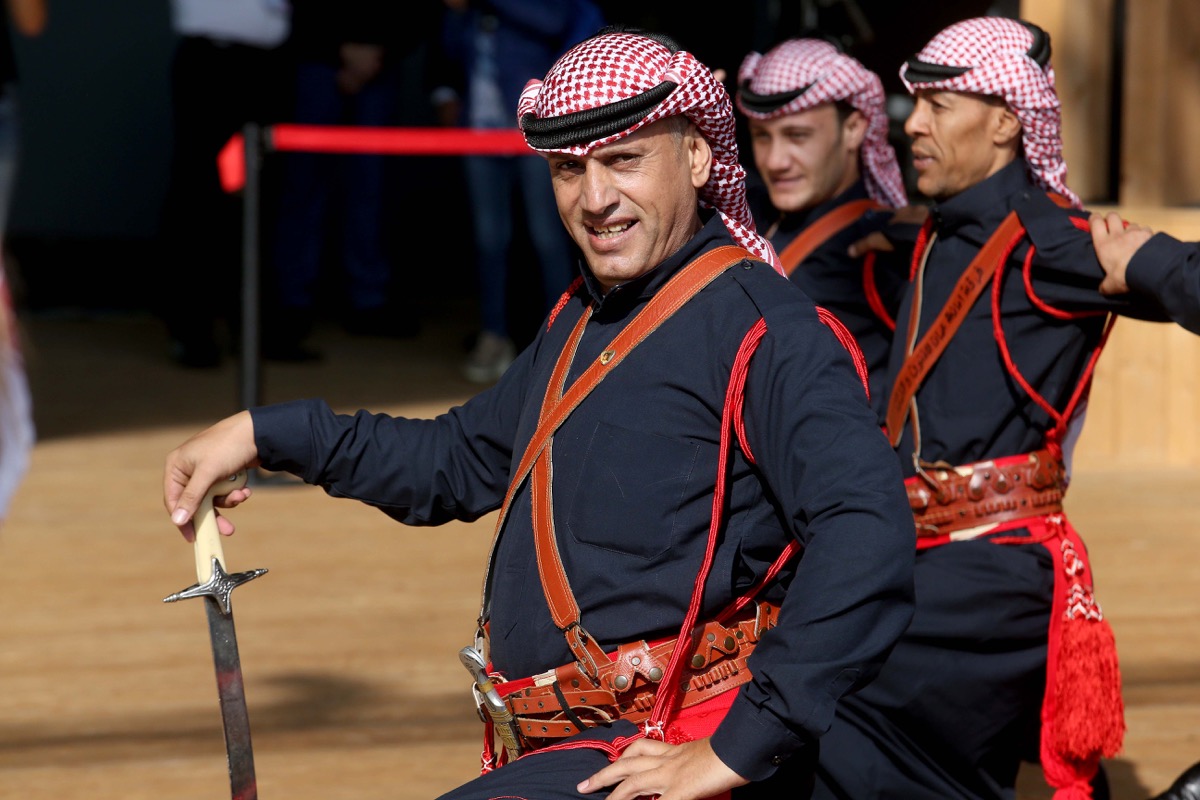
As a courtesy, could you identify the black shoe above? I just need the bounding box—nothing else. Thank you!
[1153,761,1200,800]
[341,305,420,338]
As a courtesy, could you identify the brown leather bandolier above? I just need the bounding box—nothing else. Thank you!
[778,198,881,277]
[499,600,780,750]
[906,447,1067,539]
[469,245,792,759]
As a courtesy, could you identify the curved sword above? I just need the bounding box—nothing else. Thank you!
[164,472,267,800]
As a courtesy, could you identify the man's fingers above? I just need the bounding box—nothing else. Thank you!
[847,231,893,258]
[578,740,666,793]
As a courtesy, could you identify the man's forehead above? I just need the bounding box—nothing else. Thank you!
[915,88,1005,108]
[749,102,840,129]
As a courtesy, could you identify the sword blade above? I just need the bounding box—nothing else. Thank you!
[204,597,258,800]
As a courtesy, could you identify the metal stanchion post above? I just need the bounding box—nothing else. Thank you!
[239,124,271,489]
[240,122,262,416]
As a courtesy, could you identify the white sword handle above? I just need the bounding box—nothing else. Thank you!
[194,472,249,583]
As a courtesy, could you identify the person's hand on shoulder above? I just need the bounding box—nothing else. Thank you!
[1089,211,1154,295]
[848,204,930,258]
[164,411,260,542]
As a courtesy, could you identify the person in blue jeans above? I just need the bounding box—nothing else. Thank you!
[267,1,436,360]
[439,0,604,382]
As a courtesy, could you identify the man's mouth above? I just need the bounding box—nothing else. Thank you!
[589,221,635,240]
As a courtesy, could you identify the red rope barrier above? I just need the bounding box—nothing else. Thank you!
[218,125,534,192]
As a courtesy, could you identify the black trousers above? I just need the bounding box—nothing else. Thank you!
[438,720,817,800]
[813,539,1055,800]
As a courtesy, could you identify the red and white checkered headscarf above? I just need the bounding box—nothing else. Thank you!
[736,38,907,209]
[517,30,781,272]
[899,17,1080,208]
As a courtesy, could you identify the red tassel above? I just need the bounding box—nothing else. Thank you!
[1053,616,1125,761]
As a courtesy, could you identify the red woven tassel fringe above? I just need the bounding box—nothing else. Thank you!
[1039,519,1125,800]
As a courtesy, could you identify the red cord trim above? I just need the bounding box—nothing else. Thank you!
[1021,243,1107,322]
[909,218,935,281]
[992,240,1117,439]
[547,276,585,331]
[862,251,896,331]
[648,319,767,733]
[816,307,870,399]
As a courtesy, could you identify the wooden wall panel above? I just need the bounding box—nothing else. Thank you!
[1021,0,1115,203]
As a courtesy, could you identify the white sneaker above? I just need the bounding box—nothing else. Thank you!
[463,331,516,383]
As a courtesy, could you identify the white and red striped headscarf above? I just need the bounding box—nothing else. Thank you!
[517,29,781,272]
[736,38,908,209]
[899,17,1080,208]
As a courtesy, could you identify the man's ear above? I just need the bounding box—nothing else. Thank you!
[993,105,1022,149]
[842,109,868,151]
[689,129,713,189]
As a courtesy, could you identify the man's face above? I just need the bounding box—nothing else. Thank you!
[544,119,712,291]
[904,89,1017,200]
[748,103,864,213]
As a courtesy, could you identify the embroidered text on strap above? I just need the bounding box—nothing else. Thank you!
[884,194,1073,447]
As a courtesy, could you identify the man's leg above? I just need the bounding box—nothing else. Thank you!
[438,722,636,800]
[814,540,1054,800]
[439,721,817,800]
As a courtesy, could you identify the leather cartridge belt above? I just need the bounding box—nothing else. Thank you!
[497,601,780,750]
[905,448,1067,538]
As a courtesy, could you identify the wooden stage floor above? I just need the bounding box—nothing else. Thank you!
[2,310,1198,799]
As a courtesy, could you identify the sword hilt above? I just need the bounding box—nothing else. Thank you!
[164,471,267,616]
[194,472,249,583]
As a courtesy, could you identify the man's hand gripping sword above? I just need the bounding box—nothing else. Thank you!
[164,472,268,800]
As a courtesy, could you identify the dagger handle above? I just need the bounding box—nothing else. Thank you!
[194,472,249,583]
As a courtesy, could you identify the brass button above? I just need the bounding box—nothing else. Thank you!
[648,667,663,682]
[614,674,629,690]
[724,636,736,650]
[691,654,705,669]
[631,656,641,666]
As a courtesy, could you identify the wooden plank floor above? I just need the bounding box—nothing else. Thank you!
[2,309,1197,799]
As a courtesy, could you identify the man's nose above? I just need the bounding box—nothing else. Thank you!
[904,104,926,138]
[762,139,789,172]
[579,163,618,214]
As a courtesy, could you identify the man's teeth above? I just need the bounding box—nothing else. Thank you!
[593,222,633,238]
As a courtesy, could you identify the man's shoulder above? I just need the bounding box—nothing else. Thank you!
[718,258,822,324]
[1011,190,1092,260]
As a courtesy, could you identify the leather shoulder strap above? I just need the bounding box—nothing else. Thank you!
[779,198,881,276]
[885,210,1026,446]
[478,245,756,636]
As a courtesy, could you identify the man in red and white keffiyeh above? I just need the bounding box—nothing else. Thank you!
[809,16,1192,800]
[899,15,1079,207]
[737,38,906,211]
[517,26,781,275]
[161,25,917,800]
[734,37,909,408]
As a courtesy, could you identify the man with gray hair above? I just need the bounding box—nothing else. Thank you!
[162,26,914,800]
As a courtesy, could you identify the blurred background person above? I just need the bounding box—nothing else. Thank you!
[436,0,603,383]
[0,0,44,523]
[157,0,292,368]
[264,1,439,361]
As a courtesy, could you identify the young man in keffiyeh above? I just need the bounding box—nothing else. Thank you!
[811,16,1200,800]
[735,37,911,408]
[161,27,915,800]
